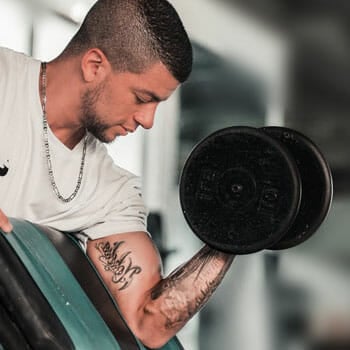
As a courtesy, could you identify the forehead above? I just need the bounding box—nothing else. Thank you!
[111,62,180,100]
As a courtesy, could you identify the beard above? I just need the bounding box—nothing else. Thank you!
[80,87,114,144]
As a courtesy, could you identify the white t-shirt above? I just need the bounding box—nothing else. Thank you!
[0,47,147,240]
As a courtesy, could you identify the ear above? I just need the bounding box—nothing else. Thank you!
[81,48,111,83]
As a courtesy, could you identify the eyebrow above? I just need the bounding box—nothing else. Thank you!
[135,89,168,103]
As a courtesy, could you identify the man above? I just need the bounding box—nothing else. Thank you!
[0,0,234,348]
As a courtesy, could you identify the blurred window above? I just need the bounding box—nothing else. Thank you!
[178,43,267,177]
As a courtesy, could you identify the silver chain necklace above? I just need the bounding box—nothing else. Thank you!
[41,62,88,203]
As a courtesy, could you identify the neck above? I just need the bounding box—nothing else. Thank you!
[39,60,85,149]
[52,127,87,150]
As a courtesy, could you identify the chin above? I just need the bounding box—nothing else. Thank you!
[102,136,117,144]
[90,130,113,143]
[106,133,122,144]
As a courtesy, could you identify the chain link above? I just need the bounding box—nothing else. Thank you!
[41,62,87,202]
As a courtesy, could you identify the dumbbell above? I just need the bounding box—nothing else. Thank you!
[179,126,333,254]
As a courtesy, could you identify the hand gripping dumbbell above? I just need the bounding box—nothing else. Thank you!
[179,126,333,254]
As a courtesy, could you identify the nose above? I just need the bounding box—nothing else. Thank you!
[134,104,157,130]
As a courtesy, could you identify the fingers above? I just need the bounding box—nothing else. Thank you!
[0,209,13,233]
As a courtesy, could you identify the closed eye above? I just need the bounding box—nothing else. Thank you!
[135,95,150,105]
[134,89,163,104]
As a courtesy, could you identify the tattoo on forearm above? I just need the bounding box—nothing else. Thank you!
[150,245,234,329]
[95,241,142,290]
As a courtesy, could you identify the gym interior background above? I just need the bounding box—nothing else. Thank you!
[1,0,350,349]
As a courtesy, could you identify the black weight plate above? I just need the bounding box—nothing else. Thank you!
[179,126,302,254]
[261,127,333,250]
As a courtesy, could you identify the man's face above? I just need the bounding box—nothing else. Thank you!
[80,61,179,143]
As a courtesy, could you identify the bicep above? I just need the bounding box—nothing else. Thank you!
[86,231,162,326]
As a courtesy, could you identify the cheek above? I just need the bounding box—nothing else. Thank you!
[101,90,126,115]
[98,81,138,121]
[97,101,136,127]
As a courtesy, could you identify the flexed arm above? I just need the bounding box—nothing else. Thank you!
[87,232,234,349]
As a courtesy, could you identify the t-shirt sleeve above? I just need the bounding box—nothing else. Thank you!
[82,175,148,240]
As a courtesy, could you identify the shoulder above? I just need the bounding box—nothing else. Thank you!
[0,47,16,67]
[81,136,148,239]
[0,47,40,90]
[0,47,35,70]
[0,48,15,83]
[84,135,146,215]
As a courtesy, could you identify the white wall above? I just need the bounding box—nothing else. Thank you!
[0,0,32,54]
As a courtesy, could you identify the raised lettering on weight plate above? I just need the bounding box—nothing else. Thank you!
[95,241,142,290]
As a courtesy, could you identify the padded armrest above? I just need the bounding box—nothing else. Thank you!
[0,233,74,350]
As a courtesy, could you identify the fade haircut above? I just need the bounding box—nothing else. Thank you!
[61,0,193,83]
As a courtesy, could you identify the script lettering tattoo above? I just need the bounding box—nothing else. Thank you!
[151,245,234,329]
[95,241,142,290]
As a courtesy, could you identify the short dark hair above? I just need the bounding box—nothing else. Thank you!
[61,0,193,82]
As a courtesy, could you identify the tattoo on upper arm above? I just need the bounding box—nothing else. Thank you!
[95,241,142,291]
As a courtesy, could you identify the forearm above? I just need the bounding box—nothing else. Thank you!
[142,244,234,345]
